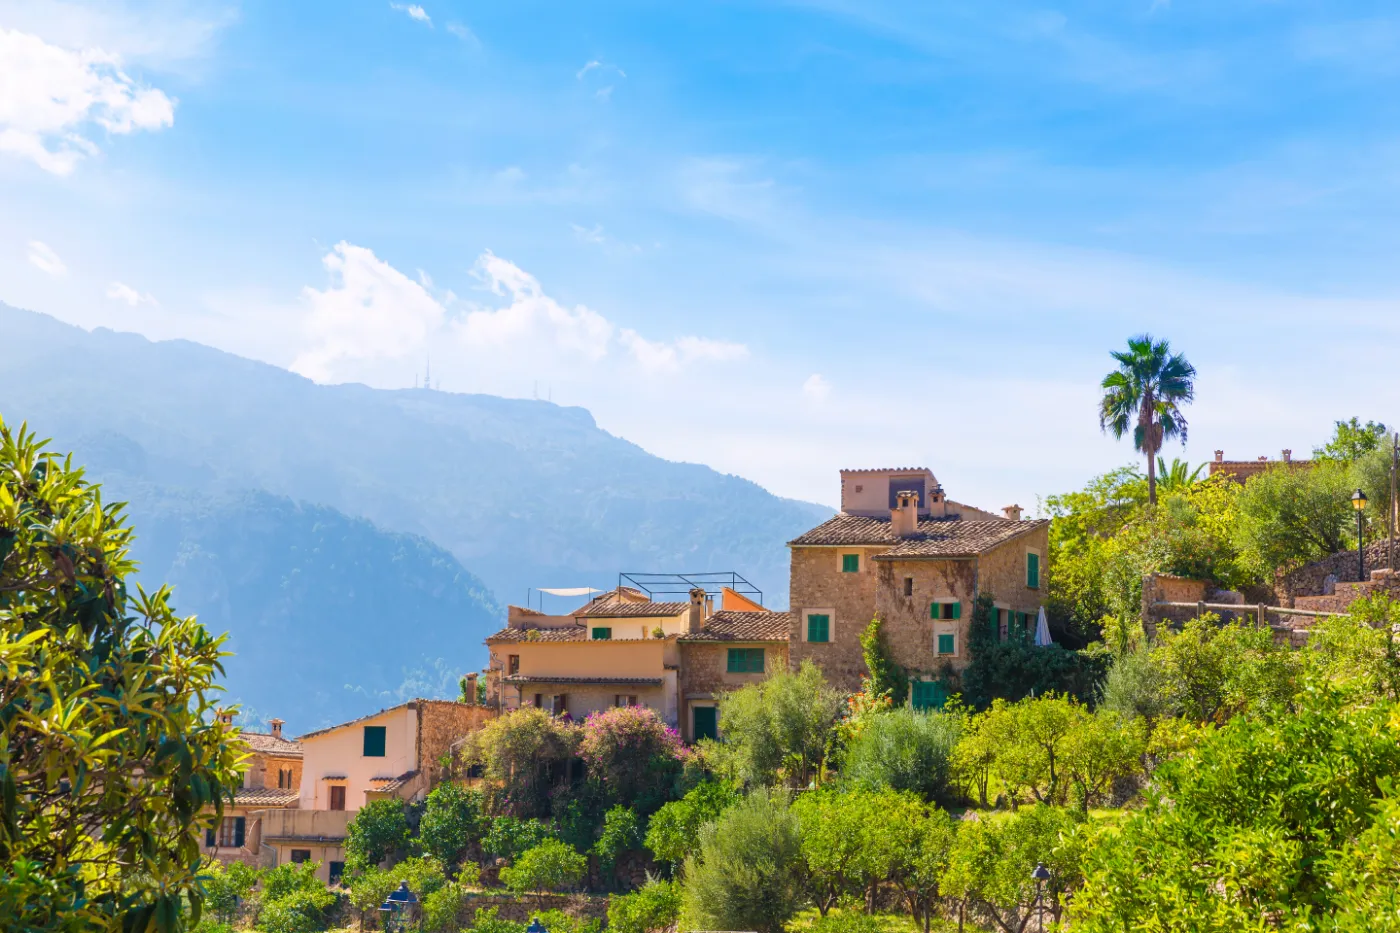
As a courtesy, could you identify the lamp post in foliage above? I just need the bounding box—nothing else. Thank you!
[1353,488,1369,580]
[378,881,418,933]
[1031,863,1051,933]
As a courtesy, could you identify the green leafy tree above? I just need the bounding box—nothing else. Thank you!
[644,781,739,871]
[952,713,998,808]
[1154,615,1301,724]
[418,783,485,873]
[0,421,244,932]
[1155,457,1204,494]
[593,805,644,887]
[1314,417,1388,463]
[1236,459,1354,573]
[1318,784,1400,931]
[607,878,681,933]
[256,861,336,933]
[680,789,808,933]
[484,816,557,863]
[201,860,261,925]
[577,705,686,812]
[1308,594,1400,704]
[343,798,411,876]
[500,839,588,894]
[987,694,1087,806]
[460,707,580,817]
[840,706,961,804]
[1350,434,1399,535]
[1098,334,1197,506]
[882,802,957,933]
[962,594,1108,707]
[714,661,844,788]
[421,881,469,933]
[792,787,898,914]
[943,805,1084,933]
[1060,711,1145,811]
[1097,644,1176,742]
[859,617,908,706]
[344,857,447,928]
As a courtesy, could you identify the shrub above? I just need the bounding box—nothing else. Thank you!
[841,707,962,804]
[467,906,523,933]
[418,783,486,872]
[608,878,682,933]
[201,859,261,924]
[714,661,844,788]
[578,706,687,811]
[343,798,411,875]
[793,787,922,914]
[500,840,588,894]
[485,816,558,863]
[256,862,336,933]
[943,805,1083,932]
[593,805,644,883]
[680,789,807,933]
[644,781,740,870]
[804,912,885,933]
[460,707,581,817]
[422,881,468,932]
[860,617,909,706]
[536,908,605,933]
[962,595,1108,708]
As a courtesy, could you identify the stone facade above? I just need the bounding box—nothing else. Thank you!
[677,640,789,741]
[788,546,887,689]
[417,700,496,787]
[1208,448,1312,485]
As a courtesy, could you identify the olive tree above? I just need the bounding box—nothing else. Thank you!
[0,421,243,931]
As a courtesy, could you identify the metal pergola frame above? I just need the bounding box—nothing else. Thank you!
[618,570,763,606]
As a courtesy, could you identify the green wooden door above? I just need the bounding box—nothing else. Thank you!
[693,706,718,742]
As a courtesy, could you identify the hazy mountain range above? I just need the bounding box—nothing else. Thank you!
[0,304,831,731]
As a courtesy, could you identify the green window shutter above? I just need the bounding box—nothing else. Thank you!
[1028,553,1040,588]
[693,706,718,742]
[727,648,743,673]
[205,828,216,848]
[842,554,860,573]
[591,627,611,640]
[807,614,830,643]
[951,601,962,620]
[752,648,766,672]
[363,725,386,757]
[938,633,955,655]
[234,817,246,848]
[930,602,939,620]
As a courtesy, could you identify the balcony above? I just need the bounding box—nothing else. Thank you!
[256,808,352,843]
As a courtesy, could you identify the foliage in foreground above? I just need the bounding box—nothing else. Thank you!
[0,419,244,932]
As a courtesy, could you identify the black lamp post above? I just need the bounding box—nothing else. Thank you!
[1031,863,1051,933]
[526,919,549,933]
[1353,489,1369,581]
[378,881,418,933]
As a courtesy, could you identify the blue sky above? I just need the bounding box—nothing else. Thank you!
[3,0,1399,510]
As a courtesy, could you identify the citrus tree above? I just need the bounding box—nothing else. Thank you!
[0,420,243,931]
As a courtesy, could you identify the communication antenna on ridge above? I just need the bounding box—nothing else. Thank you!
[425,355,432,391]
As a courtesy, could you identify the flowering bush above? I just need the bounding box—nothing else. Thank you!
[578,706,687,810]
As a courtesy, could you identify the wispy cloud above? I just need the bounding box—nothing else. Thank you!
[446,22,479,46]
[106,280,157,306]
[571,223,606,245]
[0,26,176,175]
[803,374,831,402]
[577,59,626,100]
[389,3,431,26]
[25,240,66,276]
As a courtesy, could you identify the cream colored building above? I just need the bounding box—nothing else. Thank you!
[201,715,301,871]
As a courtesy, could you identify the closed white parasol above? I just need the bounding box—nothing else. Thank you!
[1034,606,1053,647]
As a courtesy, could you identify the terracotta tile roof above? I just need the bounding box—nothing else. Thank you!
[789,514,1047,557]
[576,600,690,618]
[679,610,793,642]
[233,787,299,807]
[240,732,303,758]
[502,674,665,686]
[841,467,930,474]
[369,771,419,794]
[486,625,590,643]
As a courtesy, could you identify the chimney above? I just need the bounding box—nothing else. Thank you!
[1214,450,1224,463]
[1002,504,1023,522]
[1282,449,1292,463]
[216,709,234,727]
[928,484,948,519]
[686,587,707,634]
[269,718,284,739]
[464,673,479,705]
[892,490,919,537]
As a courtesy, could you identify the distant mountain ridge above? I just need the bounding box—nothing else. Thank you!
[0,304,832,729]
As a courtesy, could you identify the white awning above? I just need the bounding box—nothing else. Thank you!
[537,587,602,597]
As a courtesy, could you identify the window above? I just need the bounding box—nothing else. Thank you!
[912,681,948,711]
[937,633,956,655]
[329,785,346,811]
[591,627,612,640]
[1027,552,1041,589]
[508,654,520,675]
[614,695,637,707]
[363,725,386,757]
[290,849,311,864]
[533,693,543,708]
[841,553,860,573]
[550,694,568,715]
[903,577,914,597]
[727,647,765,674]
[693,706,718,742]
[806,613,830,643]
[329,862,345,885]
[930,601,961,620]
[205,827,216,848]
[216,817,245,848]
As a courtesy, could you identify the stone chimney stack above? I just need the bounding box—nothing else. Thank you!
[928,484,948,519]
[216,709,234,727]
[892,490,919,537]
[1002,504,1023,522]
[269,718,284,739]
[1282,449,1292,463]
[464,673,479,705]
[1214,450,1224,463]
[686,587,707,634]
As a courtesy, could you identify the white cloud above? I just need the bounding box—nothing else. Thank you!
[618,331,749,373]
[577,59,625,81]
[0,0,235,73]
[390,3,431,25]
[571,223,606,244]
[803,373,831,402]
[463,251,614,360]
[25,240,67,276]
[0,26,176,175]
[446,22,479,45]
[106,280,156,306]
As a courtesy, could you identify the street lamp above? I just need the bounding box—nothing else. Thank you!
[1031,864,1051,933]
[378,881,418,933]
[526,919,549,933]
[1353,489,1369,581]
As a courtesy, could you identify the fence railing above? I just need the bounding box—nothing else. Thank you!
[1151,600,1346,624]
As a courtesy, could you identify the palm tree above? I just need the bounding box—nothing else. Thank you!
[1099,335,1197,506]
[1156,457,1205,494]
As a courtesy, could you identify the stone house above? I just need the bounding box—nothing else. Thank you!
[1208,449,1312,484]
[261,699,493,884]
[200,715,301,870]
[485,585,791,743]
[787,468,1050,705]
